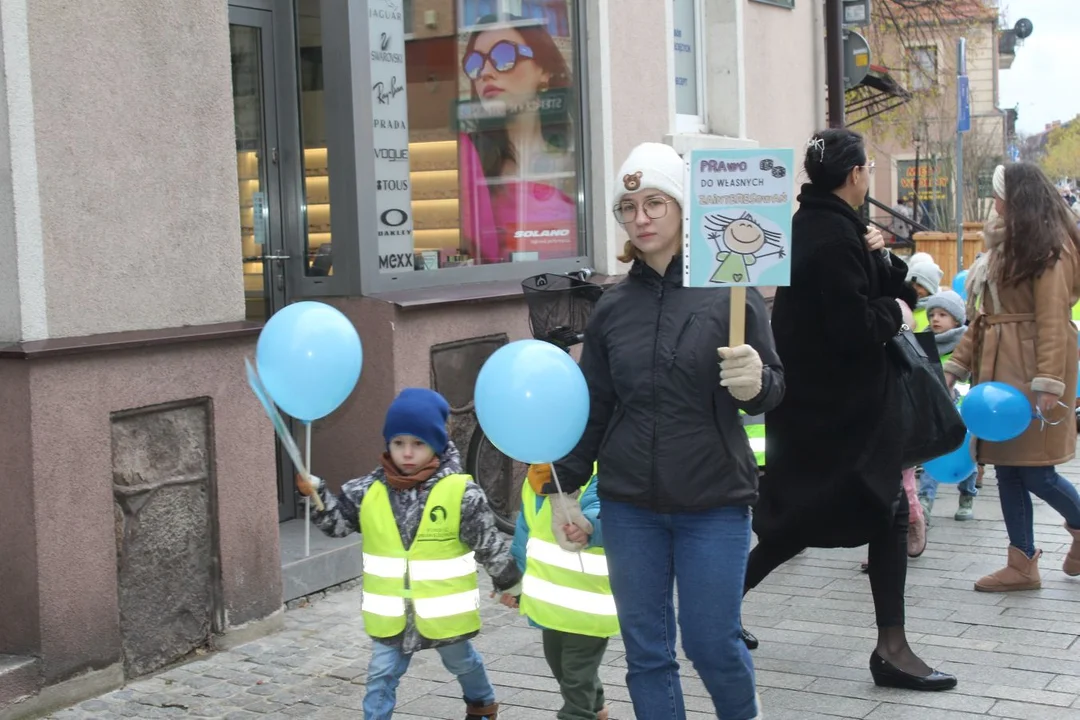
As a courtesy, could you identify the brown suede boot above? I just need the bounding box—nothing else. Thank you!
[465,702,498,719]
[974,546,1042,592]
[1065,524,1080,577]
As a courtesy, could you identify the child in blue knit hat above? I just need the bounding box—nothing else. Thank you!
[918,291,980,523]
[297,387,520,720]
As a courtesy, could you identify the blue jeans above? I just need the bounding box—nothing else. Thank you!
[996,465,1080,558]
[601,500,758,720]
[362,639,495,720]
[918,469,978,502]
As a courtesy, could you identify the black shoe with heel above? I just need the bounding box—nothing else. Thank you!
[870,651,957,691]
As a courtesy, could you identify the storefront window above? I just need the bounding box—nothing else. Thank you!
[371,0,585,273]
[297,0,333,277]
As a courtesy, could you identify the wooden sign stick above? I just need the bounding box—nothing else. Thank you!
[729,286,747,346]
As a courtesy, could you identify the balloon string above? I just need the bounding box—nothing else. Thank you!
[305,422,312,559]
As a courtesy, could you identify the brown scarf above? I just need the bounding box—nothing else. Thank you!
[380,452,441,491]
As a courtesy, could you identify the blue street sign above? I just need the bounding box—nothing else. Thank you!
[957,75,971,133]
[1009,144,1020,162]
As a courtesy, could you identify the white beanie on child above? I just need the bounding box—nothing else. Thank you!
[907,259,943,296]
[908,252,934,267]
[614,142,685,208]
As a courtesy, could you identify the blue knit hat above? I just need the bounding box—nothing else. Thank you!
[382,388,450,455]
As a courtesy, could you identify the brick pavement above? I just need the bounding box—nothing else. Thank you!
[43,464,1080,719]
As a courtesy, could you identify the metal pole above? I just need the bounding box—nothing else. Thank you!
[913,144,920,226]
[955,38,966,272]
[826,0,845,128]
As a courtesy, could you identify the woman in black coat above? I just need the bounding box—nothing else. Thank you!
[742,129,957,692]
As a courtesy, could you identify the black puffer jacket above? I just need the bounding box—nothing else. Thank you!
[554,258,784,512]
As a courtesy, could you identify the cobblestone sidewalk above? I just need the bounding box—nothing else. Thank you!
[45,466,1080,719]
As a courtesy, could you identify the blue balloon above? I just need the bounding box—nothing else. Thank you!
[961,381,1031,442]
[256,301,363,422]
[952,269,969,300]
[475,340,589,464]
[924,432,976,484]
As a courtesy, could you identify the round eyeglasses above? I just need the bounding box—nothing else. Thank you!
[463,40,535,80]
[613,196,673,225]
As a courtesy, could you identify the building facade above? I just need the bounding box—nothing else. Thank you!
[860,1,1010,229]
[0,0,821,715]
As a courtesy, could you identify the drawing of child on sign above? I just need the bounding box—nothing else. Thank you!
[705,211,786,284]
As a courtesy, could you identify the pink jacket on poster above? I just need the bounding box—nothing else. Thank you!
[458,133,577,264]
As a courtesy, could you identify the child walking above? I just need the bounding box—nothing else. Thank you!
[502,463,616,720]
[918,290,980,521]
[298,388,522,720]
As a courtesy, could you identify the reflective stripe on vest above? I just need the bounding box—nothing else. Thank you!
[740,412,766,467]
[520,475,619,638]
[359,474,481,640]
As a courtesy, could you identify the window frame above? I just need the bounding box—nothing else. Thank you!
[673,0,707,133]
[748,0,795,9]
[907,45,939,92]
[318,0,594,297]
[282,0,356,298]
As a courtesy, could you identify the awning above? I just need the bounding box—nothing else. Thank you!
[843,65,912,126]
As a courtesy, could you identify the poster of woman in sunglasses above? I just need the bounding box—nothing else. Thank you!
[457,9,579,265]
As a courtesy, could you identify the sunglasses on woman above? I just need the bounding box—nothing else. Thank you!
[463,40,535,80]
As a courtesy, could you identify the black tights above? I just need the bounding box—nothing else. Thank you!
[744,491,909,628]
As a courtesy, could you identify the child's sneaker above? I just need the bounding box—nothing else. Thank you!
[919,497,934,528]
[954,495,974,521]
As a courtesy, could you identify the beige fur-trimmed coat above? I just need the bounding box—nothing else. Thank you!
[946,215,1080,466]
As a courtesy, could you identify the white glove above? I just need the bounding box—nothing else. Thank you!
[549,493,593,552]
[717,345,764,402]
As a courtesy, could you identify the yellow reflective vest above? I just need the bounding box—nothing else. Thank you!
[912,306,929,332]
[520,476,619,638]
[359,474,481,640]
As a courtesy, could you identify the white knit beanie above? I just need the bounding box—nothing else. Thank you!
[907,259,943,296]
[992,164,1006,199]
[908,252,934,267]
[614,142,685,208]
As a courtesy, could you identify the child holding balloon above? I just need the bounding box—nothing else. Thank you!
[498,464,614,720]
[918,290,980,522]
[297,388,521,720]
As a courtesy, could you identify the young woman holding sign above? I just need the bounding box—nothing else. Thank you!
[528,141,783,720]
[742,128,956,692]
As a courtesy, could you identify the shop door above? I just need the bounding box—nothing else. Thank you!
[229,5,300,521]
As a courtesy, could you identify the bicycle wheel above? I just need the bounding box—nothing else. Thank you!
[466,426,527,534]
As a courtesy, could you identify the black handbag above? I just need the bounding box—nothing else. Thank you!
[887,327,967,468]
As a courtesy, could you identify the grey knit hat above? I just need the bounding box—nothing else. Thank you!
[906,259,943,296]
[925,289,966,326]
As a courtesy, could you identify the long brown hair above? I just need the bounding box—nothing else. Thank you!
[997,162,1080,286]
[462,14,574,180]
